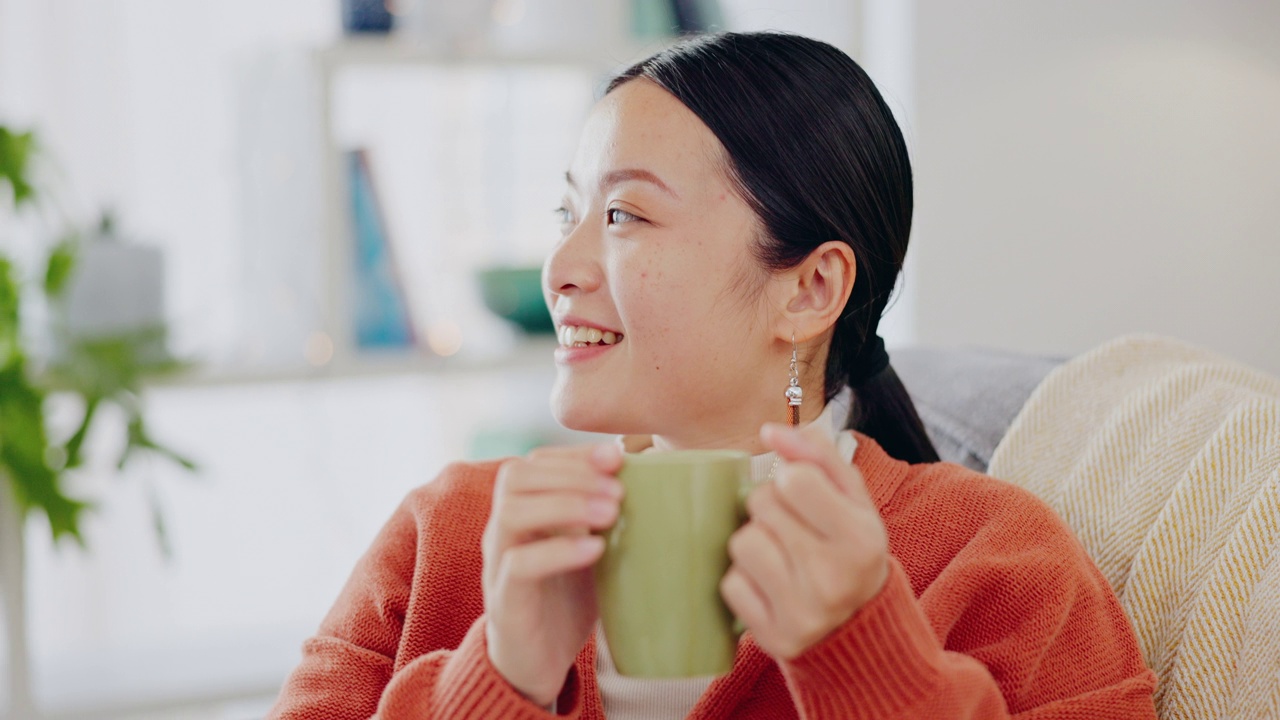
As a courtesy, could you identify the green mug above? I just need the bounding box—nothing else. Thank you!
[594,449,751,677]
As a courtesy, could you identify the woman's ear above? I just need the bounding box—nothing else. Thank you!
[772,241,856,342]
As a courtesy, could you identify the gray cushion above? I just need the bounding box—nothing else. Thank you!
[892,346,1065,472]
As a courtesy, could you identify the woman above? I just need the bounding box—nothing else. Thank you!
[268,32,1157,719]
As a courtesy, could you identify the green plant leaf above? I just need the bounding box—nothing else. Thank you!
[44,234,79,298]
[0,127,36,207]
[60,394,101,470]
[1,138,201,553]
[0,363,91,545]
[0,258,21,369]
[117,414,198,474]
[43,325,196,398]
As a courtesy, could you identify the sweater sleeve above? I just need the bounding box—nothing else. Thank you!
[778,489,1159,719]
[265,479,587,720]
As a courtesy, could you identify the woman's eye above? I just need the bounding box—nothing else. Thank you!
[606,208,640,225]
[553,206,574,226]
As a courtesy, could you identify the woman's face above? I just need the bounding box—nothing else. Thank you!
[543,78,784,445]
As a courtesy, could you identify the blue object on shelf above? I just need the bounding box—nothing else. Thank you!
[341,0,394,34]
[347,149,417,350]
[670,0,724,34]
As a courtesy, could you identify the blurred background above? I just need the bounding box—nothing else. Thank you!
[0,0,1276,718]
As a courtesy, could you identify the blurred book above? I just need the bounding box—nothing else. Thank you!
[347,148,418,351]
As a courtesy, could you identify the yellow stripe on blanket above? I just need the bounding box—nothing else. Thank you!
[989,334,1280,720]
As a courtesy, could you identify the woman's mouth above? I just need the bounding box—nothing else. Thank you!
[554,324,623,365]
[557,324,624,349]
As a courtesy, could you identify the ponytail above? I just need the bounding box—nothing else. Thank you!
[846,364,940,465]
[828,329,939,464]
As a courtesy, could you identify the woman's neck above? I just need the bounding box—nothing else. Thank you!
[649,401,829,455]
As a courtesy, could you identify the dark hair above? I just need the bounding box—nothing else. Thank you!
[607,31,939,464]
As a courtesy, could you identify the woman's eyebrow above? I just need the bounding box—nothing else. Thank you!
[564,168,680,200]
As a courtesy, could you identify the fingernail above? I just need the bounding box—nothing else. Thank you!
[598,477,624,498]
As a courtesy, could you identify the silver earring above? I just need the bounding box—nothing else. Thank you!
[786,333,803,427]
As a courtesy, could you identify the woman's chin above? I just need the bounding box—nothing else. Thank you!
[550,402,610,434]
[550,389,629,435]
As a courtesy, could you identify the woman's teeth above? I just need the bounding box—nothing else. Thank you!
[558,324,623,348]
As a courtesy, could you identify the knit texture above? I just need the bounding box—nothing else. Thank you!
[595,399,857,719]
[989,334,1280,720]
[268,435,1157,719]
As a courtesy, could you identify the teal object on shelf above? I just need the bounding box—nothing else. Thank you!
[632,0,678,39]
[348,149,416,350]
[477,266,555,335]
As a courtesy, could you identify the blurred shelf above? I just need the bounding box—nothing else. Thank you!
[316,35,677,72]
[310,35,658,380]
[140,336,559,389]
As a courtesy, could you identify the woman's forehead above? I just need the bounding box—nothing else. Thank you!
[568,79,727,196]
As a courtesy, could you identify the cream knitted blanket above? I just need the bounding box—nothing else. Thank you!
[988,335,1280,720]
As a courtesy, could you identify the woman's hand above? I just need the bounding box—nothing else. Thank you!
[720,422,890,661]
[483,443,624,707]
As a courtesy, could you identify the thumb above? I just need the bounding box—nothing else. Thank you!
[761,421,873,508]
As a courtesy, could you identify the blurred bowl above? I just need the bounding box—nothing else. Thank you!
[477,266,554,335]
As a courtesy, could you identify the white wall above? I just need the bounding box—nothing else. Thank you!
[858,0,918,348]
[910,0,1280,375]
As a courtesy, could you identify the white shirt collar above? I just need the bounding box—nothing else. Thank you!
[615,386,857,484]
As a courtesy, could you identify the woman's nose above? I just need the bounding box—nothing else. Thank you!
[543,225,603,300]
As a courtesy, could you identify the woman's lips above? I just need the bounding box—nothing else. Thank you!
[553,341,618,365]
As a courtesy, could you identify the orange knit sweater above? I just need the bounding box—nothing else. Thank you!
[268,434,1158,719]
